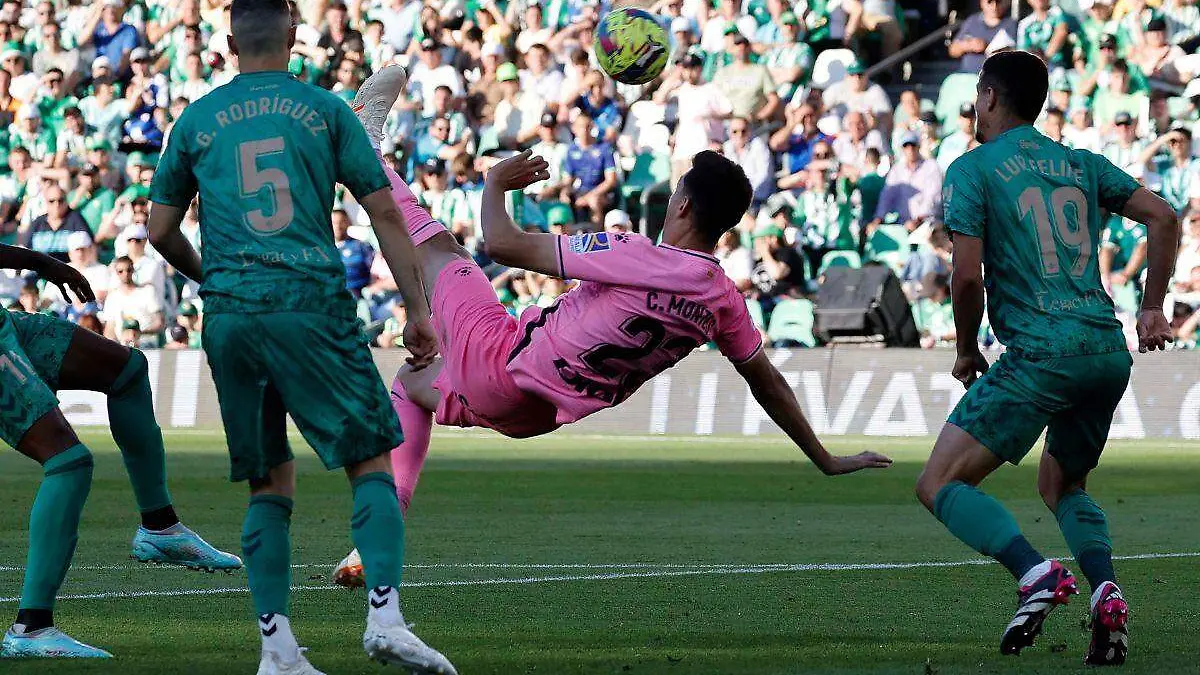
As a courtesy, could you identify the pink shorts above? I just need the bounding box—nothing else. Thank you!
[428,260,559,438]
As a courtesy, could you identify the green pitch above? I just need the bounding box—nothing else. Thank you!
[1,430,1198,674]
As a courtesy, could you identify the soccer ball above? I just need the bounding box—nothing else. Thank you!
[594,8,671,85]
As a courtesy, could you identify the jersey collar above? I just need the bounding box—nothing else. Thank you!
[660,243,719,264]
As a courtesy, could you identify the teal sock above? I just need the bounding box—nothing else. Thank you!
[934,481,1045,579]
[1056,489,1115,591]
[20,444,93,611]
[350,472,404,590]
[109,350,172,513]
[242,494,293,618]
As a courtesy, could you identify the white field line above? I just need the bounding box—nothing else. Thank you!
[1,552,1196,604]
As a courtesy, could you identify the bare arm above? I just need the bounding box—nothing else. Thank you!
[77,4,104,47]
[147,202,203,282]
[1044,22,1069,61]
[734,350,892,474]
[358,187,438,367]
[358,189,430,319]
[950,233,989,386]
[1121,187,1179,312]
[479,150,561,275]
[0,243,95,302]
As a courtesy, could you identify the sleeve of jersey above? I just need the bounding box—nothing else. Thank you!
[941,162,986,239]
[715,288,764,365]
[333,103,391,200]
[555,232,652,283]
[1093,152,1141,213]
[150,120,197,207]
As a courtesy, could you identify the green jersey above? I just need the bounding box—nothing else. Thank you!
[151,71,391,318]
[942,124,1138,359]
[1101,214,1147,272]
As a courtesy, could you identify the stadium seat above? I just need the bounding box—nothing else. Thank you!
[866,225,910,257]
[767,298,817,347]
[810,48,856,90]
[935,73,980,130]
[818,249,862,276]
[621,151,671,212]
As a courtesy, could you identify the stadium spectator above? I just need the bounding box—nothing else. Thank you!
[658,53,732,186]
[712,32,779,121]
[937,103,978,172]
[1141,123,1200,213]
[950,0,1017,73]
[871,132,942,230]
[751,223,807,302]
[493,61,544,149]
[82,0,140,80]
[103,255,163,345]
[33,21,83,93]
[376,300,408,348]
[832,111,887,177]
[519,43,564,109]
[701,0,757,53]
[1102,111,1147,170]
[842,0,903,58]
[570,70,622,144]
[771,103,833,176]
[2,48,37,104]
[562,113,617,226]
[333,208,374,299]
[822,61,892,133]
[122,223,167,305]
[716,229,754,293]
[20,184,91,262]
[762,11,812,104]
[724,117,774,208]
[408,37,464,116]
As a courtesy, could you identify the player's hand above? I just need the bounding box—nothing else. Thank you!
[402,317,439,370]
[41,260,95,304]
[951,349,989,389]
[819,451,893,476]
[1135,307,1172,353]
[486,150,551,192]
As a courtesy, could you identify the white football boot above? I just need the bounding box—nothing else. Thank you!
[351,65,408,148]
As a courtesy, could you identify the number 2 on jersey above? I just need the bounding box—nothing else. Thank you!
[237,137,294,235]
[1017,185,1090,278]
[581,316,700,404]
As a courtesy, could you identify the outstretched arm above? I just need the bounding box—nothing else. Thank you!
[148,202,203,282]
[734,350,892,475]
[0,244,96,303]
[480,150,562,276]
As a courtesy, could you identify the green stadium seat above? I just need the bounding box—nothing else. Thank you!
[866,224,910,257]
[767,298,817,347]
[620,151,671,211]
[818,250,861,276]
[935,73,980,131]
[870,249,909,277]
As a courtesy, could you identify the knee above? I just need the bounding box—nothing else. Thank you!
[110,348,148,395]
[914,467,946,512]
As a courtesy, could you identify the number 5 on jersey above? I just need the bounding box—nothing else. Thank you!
[238,137,294,235]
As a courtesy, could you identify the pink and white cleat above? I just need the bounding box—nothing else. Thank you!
[1000,560,1079,655]
[1084,581,1128,666]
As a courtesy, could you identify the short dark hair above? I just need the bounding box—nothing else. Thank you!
[230,0,292,59]
[978,50,1048,123]
[680,150,751,245]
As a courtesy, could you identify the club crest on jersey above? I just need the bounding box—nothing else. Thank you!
[568,232,612,254]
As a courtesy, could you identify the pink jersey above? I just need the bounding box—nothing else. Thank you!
[507,232,763,425]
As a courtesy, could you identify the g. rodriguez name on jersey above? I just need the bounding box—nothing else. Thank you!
[192,93,331,148]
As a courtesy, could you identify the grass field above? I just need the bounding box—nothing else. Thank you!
[1,430,1198,675]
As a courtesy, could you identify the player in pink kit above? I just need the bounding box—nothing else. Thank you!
[335,66,892,586]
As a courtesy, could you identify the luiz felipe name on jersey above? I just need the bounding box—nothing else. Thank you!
[993,154,1084,186]
[192,95,331,148]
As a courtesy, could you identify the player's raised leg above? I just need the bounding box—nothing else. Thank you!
[52,323,241,571]
[916,417,1078,656]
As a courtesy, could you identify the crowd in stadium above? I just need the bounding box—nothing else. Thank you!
[0,0,1198,352]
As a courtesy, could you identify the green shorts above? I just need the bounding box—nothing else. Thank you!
[203,312,402,482]
[948,350,1133,480]
[0,310,76,448]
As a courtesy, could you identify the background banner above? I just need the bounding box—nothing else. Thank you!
[58,349,1200,440]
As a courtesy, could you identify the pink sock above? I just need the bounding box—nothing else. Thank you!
[376,150,446,247]
[389,378,432,515]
